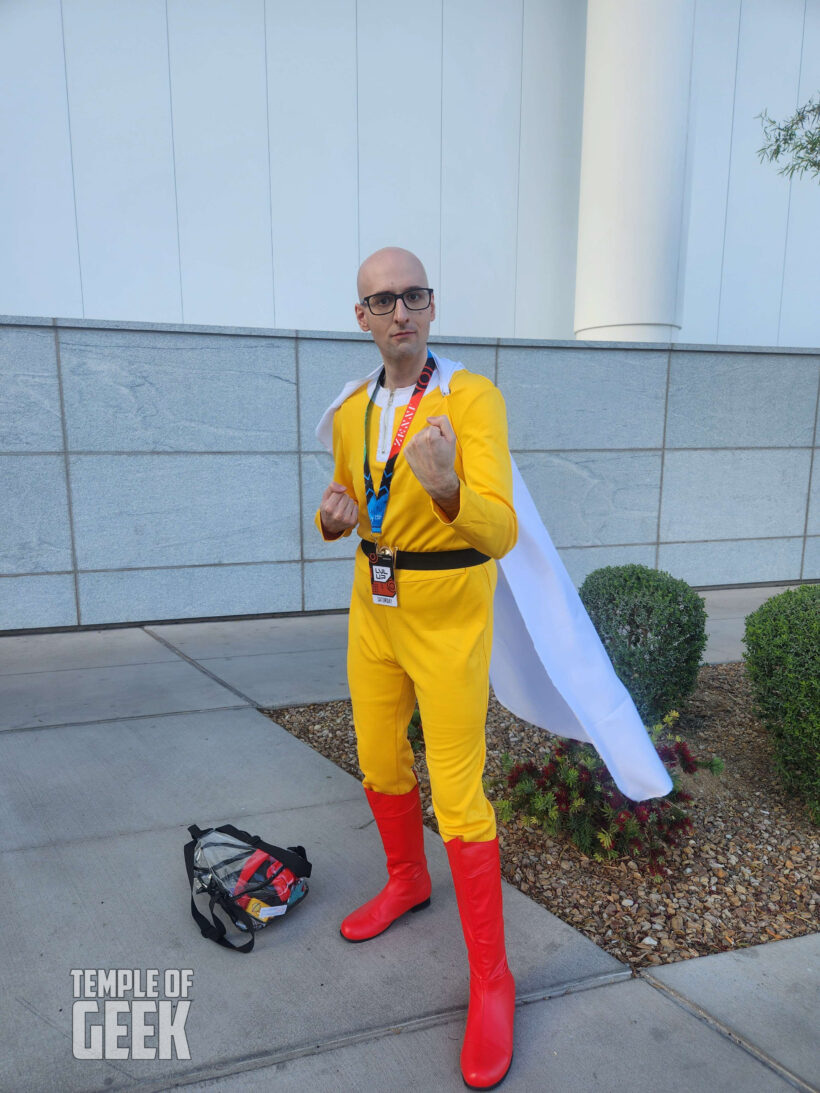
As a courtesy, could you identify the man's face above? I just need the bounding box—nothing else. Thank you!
[354,250,435,367]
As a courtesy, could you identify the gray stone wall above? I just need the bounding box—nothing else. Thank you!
[1,315,817,631]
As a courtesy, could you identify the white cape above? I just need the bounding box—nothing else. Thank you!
[316,352,673,802]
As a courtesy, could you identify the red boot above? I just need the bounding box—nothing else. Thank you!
[340,780,432,942]
[445,836,515,1089]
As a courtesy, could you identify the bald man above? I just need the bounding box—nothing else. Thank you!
[315,247,517,1089]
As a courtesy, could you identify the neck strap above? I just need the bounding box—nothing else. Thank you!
[363,351,435,538]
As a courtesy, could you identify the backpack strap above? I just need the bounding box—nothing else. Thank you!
[183,836,255,953]
[213,823,312,878]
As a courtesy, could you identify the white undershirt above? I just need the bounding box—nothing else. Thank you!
[366,365,441,461]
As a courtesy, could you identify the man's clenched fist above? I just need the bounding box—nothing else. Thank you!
[320,481,359,536]
[404,416,461,518]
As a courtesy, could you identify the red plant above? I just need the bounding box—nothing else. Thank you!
[500,719,718,875]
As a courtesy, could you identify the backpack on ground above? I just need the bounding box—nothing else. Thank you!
[183,823,311,953]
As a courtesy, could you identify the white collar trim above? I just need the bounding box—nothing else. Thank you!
[314,349,462,453]
[366,364,441,407]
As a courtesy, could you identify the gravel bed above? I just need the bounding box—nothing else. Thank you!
[263,661,818,969]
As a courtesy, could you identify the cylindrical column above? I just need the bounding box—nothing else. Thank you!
[574,0,695,342]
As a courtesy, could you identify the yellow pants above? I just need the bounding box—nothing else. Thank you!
[347,547,497,843]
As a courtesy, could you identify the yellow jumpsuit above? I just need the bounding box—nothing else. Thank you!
[315,368,517,843]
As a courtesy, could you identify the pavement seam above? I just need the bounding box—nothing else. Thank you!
[0,704,253,736]
[0,701,355,735]
[0,660,189,678]
[140,627,350,708]
[0,645,343,677]
[92,970,633,1093]
[514,967,632,1005]
[638,973,819,1093]
[141,629,263,705]
[183,644,347,661]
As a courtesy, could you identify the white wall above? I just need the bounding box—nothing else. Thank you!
[679,0,820,348]
[0,0,818,346]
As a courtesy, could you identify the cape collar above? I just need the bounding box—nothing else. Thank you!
[314,348,463,453]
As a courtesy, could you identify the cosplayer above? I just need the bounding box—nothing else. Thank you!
[316,246,517,1089]
[315,246,675,1088]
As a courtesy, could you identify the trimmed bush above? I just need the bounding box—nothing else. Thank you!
[578,563,708,726]
[742,584,820,824]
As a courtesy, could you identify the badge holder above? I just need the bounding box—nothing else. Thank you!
[368,546,398,607]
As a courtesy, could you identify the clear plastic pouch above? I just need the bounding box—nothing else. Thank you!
[184,824,311,951]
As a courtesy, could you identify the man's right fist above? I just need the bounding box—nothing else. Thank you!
[320,481,359,536]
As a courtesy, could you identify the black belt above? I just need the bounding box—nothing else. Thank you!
[360,539,490,570]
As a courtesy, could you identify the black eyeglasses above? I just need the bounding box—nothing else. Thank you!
[360,288,434,315]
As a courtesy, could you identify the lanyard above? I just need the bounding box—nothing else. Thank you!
[363,352,435,538]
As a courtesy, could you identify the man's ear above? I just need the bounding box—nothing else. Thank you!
[429,292,436,323]
[354,303,370,332]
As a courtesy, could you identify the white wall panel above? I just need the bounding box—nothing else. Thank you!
[167,0,274,328]
[2,1,817,349]
[779,0,820,347]
[61,0,181,322]
[678,0,740,345]
[266,1,359,332]
[719,0,804,346]
[0,0,82,318]
[439,0,523,337]
[356,0,442,323]
[515,0,585,339]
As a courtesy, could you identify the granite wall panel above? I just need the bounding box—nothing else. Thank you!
[69,453,299,571]
[0,318,815,630]
[0,326,62,451]
[657,537,804,588]
[78,562,301,625]
[659,450,810,542]
[665,351,818,449]
[499,345,667,451]
[58,328,297,451]
[0,455,73,574]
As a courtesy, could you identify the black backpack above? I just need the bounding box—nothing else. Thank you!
[184,823,312,953]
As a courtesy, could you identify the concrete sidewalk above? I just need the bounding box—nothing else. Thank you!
[0,584,817,1092]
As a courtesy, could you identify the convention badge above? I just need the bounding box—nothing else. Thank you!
[369,548,398,607]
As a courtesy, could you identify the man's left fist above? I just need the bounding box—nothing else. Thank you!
[404,416,460,510]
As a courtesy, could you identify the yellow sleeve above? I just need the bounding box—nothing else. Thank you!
[314,409,357,542]
[431,381,518,558]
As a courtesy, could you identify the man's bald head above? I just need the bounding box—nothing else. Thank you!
[356,246,429,301]
[353,246,435,379]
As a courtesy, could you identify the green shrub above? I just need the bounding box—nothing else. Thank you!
[492,711,724,877]
[578,563,708,725]
[742,584,820,824]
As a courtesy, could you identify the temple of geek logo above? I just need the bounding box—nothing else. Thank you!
[71,968,193,1061]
